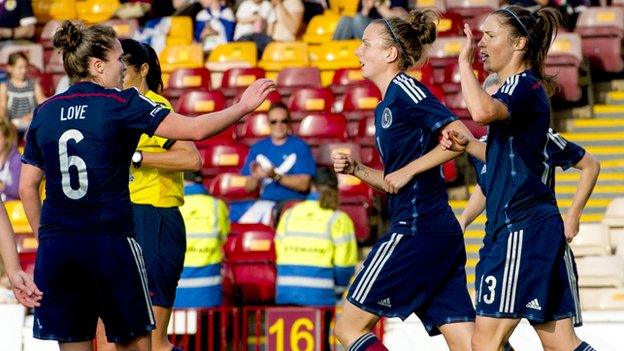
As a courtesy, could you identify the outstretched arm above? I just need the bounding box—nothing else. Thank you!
[332,152,387,192]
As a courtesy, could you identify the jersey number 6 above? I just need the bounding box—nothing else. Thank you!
[59,129,89,200]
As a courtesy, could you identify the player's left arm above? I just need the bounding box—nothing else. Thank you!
[140,140,203,172]
[18,164,43,239]
[564,152,600,242]
[384,120,473,193]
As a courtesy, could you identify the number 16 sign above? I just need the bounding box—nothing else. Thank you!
[266,307,322,351]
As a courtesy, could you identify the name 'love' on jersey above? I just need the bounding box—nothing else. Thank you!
[485,70,559,234]
[22,82,170,239]
[375,73,460,235]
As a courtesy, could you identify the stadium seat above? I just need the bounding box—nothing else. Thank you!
[575,7,624,73]
[233,90,282,113]
[330,68,368,95]
[32,0,77,22]
[5,201,32,234]
[166,16,194,46]
[207,173,258,201]
[159,44,204,74]
[328,0,358,15]
[200,144,249,177]
[428,36,464,84]
[442,160,458,183]
[577,256,624,288]
[102,19,139,39]
[546,32,583,102]
[603,197,624,248]
[302,12,341,44]
[175,90,226,116]
[356,115,376,146]
[309,40,360,86]
[163,67,212,105]
[35,72,55,97]
[258,42,309,79]
[194,125,237,149]
[224,223,276,303]
[339,204,371,242]
[316,142,361,167]
[45,48,65,75]
[337,173,374,208]
[413,0,446,11]
[442,61,487,95]
[438,11,465,37]
[580,288,624,310]
[239,112,270,145]
[445,0,498,29]
[220,67,266,101]
[76,0,120,24]
[341,84,381,135]
[296,113,348,146]
[207,42,257,87]
[15,233,37,276]
[276,67,322,98]
[569,223,613,257]
[407,63,446,102]
[0,43,44,71]
[287,87,334,120]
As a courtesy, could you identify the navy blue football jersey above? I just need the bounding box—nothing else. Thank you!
[375,72,460,235]
[485,70,560,234]
[472,129,586,195]
[22,82,170,238]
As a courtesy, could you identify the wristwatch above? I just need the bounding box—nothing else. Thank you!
[272,172,283,182]
[132,150,143,169]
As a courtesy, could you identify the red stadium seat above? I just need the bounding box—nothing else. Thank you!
[15,233,38,276]
[175,90,226,116]
[356,115,376,146]
[39,20,62,50]
[575,7,624,73]
[442,61,487,95]
[164,67,212,105]
[233,89,282,113]
[414,0,446,11]
[330,68,368,95]
[316,142,361,167]
[445,0,498,29]
[276,67,322,98]
[546,32,583,102]
[287,87,334,120]
[220,67,266,101]
[194,125,237,149]
[102,19,139,39]
[238,112,270,145]
[337,173,374,205]
[199,144,249,177]
[438,11,465,37]
[428,36,464,84]
[207,173,258,201]
[442,159,458,183]
[224,223,276,303]
[34,71,55,97]
[407,62,435,87]
[339,204,370,242]
[296,113,348,146]
[341,84,381,135]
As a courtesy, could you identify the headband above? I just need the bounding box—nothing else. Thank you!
[501,8,531,39]
[382,18,408,57]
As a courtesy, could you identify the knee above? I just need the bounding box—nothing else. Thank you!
[471,333,500,351]
[334,314,350,346]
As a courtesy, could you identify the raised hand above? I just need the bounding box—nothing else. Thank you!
[440,129,471,152]
[239,79,276,114]
[332,152,356,175]
[8,270,42,308]
[459,23,475,66]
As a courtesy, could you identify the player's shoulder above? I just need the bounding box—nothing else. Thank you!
[498,70,539,96]
[144,90,173,110]
[390,72,430,105]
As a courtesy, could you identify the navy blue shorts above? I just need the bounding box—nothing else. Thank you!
[33,235,155,343]
[347,232,475,336]
[475,215,582,326]
[133,204,186,307]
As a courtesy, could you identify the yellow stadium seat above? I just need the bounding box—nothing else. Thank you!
[76,0,120,24]
[159,44,204,74]
[309,40,360,86]
[258,42,309,80]
[51,0,77,20]
[4,201,32,234]
[302,13,341,44]
[207,41,257,88]
[328,0,357,16]
[102,19,139,39]
[166,16,194,46]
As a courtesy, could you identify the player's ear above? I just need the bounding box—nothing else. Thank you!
[140,63,149,78]
[89,57,104,76]
[385,46,399,64]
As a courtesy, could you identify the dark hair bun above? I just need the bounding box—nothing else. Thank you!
[53,21,84,52]
[407,9,439,47]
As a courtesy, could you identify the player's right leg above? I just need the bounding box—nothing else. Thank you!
[115,334,151,351]
[334,300,383,350]
[471,316,520,351]
[58,341,93,351]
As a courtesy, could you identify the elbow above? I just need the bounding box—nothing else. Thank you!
[472,109,496,126]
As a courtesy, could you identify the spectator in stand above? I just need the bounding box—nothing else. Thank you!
[174,172,230,308]
[233,102,316,224]
[268,0,304,42]
[303,0,326,24]
[195,0,236,52]
[0,0,36,43]
[0,119,20,202]
[274,167,357,306]
[333,0,407,40]
[234,0,274,56]
[0,52,46,131]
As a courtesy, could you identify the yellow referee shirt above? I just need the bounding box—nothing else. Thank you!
[129,90,184,207]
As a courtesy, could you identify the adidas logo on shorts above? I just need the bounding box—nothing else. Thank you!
[377,298,392,308]
[526,298,542,311]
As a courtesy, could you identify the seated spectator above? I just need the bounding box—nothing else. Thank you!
[234,0,274,56]
[232,102,316,224]
[303,0,325,24]
[0,119,20,202]
[268,0,304,42]
[333,0,407,40]
[0,0,36,43]
[0,52,45,131]
[175,172,230,308]
[194,0,236,52]
[274,167,357,306]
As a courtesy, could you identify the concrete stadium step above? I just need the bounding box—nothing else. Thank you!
[593,105,624,119]
[563,132,624,147]
[606,91,624,105]
[555,172,624,183]
[566,118,624,133]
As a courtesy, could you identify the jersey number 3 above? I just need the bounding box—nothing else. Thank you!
[59,129,88,200]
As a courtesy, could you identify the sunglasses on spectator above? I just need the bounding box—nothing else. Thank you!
[269,119,289,125]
